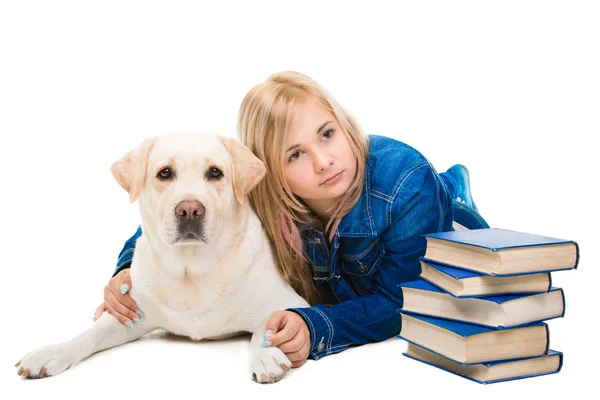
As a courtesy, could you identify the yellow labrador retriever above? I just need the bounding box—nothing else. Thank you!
[15,132,309,383]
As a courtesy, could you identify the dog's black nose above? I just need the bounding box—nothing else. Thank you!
[175,200,205,220]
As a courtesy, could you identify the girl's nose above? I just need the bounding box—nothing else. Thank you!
[314,151,333,171]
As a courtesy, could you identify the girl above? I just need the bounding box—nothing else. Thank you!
[95,71,489,368]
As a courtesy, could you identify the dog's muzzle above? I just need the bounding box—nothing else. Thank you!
[174,200,206,242]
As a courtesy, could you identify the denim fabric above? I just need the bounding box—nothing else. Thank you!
[113,134,489,360]
[113,225,142,277]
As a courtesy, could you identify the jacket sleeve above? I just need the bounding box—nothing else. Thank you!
[286,162,453,360]
[113,225,143,277]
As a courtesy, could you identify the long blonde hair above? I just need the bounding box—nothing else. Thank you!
[237,71,369,305]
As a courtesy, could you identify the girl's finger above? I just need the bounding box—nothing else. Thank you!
[266,323,297,347]
[104,299,133,328]
[105,289,140,327]
[119,271,132,294]
[109,284,143,318]
[291,359,307,368]
[277,335,305,353]
[284,340,310,362]
[93,303,106,321]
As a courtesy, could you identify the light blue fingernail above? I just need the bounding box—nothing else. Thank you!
[134,318,141,325]
[93,316,96,322]
[126,322,134,328]
[136,310,145,318]
[120,284,129,295]
[260,341,271,348]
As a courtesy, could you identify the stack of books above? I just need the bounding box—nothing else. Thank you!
[396,228,579,384]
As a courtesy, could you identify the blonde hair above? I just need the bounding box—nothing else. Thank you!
[237,71,369,305]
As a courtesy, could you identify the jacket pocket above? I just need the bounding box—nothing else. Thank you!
[342,239,384,276]
[341,240,384,295]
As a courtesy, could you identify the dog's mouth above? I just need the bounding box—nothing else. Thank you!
[174,232,207,244]
[174,224,207,244]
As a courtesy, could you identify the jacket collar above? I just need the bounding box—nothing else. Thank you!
[336,164,377,237]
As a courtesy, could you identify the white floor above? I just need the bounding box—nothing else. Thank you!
[1,279,590,400]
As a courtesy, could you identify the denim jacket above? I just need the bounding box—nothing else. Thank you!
[113,134,487,361]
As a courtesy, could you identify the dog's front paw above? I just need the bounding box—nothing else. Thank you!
[15,344,75,379]
[250,346,292,384]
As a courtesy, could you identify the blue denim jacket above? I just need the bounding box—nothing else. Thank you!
[113,134,488,360]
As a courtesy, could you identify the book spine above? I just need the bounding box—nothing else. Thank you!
[556,352,564,373]
[559,287,566,318]
[544,323,550,355]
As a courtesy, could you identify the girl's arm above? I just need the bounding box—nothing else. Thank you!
[93,225,144,326]
[286,163,452,360]
[113,225,143,277]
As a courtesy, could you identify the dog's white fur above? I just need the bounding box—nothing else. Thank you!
[16,132,309,383]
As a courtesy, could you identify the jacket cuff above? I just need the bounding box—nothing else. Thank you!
[113,247,135,277]
[112,262,131,278]
[286,306,334,360]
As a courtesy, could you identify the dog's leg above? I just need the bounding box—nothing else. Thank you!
[16,313,156,379]
[249,321,292,384]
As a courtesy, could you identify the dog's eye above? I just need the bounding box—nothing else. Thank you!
[207,167,223,180]
[157,168,173,180]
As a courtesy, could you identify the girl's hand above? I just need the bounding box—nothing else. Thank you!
[93,269,144,328]
[263,311,311,368]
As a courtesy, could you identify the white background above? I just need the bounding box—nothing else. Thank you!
[1,1,597,398]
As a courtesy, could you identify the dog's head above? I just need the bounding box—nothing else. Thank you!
[111,132,266,245]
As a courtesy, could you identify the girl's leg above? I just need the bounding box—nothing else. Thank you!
[439,164,490,230]
[452,199,490,230]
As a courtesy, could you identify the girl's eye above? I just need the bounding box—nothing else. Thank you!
[322,129,334,139]
[289,151,300,162]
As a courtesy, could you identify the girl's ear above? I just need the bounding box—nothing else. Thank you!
[111,136,157,203]
[220,136,267,204]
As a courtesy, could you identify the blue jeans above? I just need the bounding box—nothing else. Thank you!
[438,168,490,230]
[451,200,490,230]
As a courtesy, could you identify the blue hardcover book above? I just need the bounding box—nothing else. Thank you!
[422,228,579,276]
[397,313,550,365]
[403,342,563,384]
[398,279,565,329]
[419,259,552,297]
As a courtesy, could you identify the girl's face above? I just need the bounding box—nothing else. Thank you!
[282,99,357,219]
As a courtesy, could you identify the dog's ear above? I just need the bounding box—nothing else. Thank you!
[111,136,157,203]
[220,136,266,204]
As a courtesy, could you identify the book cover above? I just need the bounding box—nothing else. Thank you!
[403,342,563,384]
[420,258,553,297]
[405,313,547,336]
[397,279,565,329]
[397,313,550,364]
[422,228,579,276]
[423,228,577,252]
